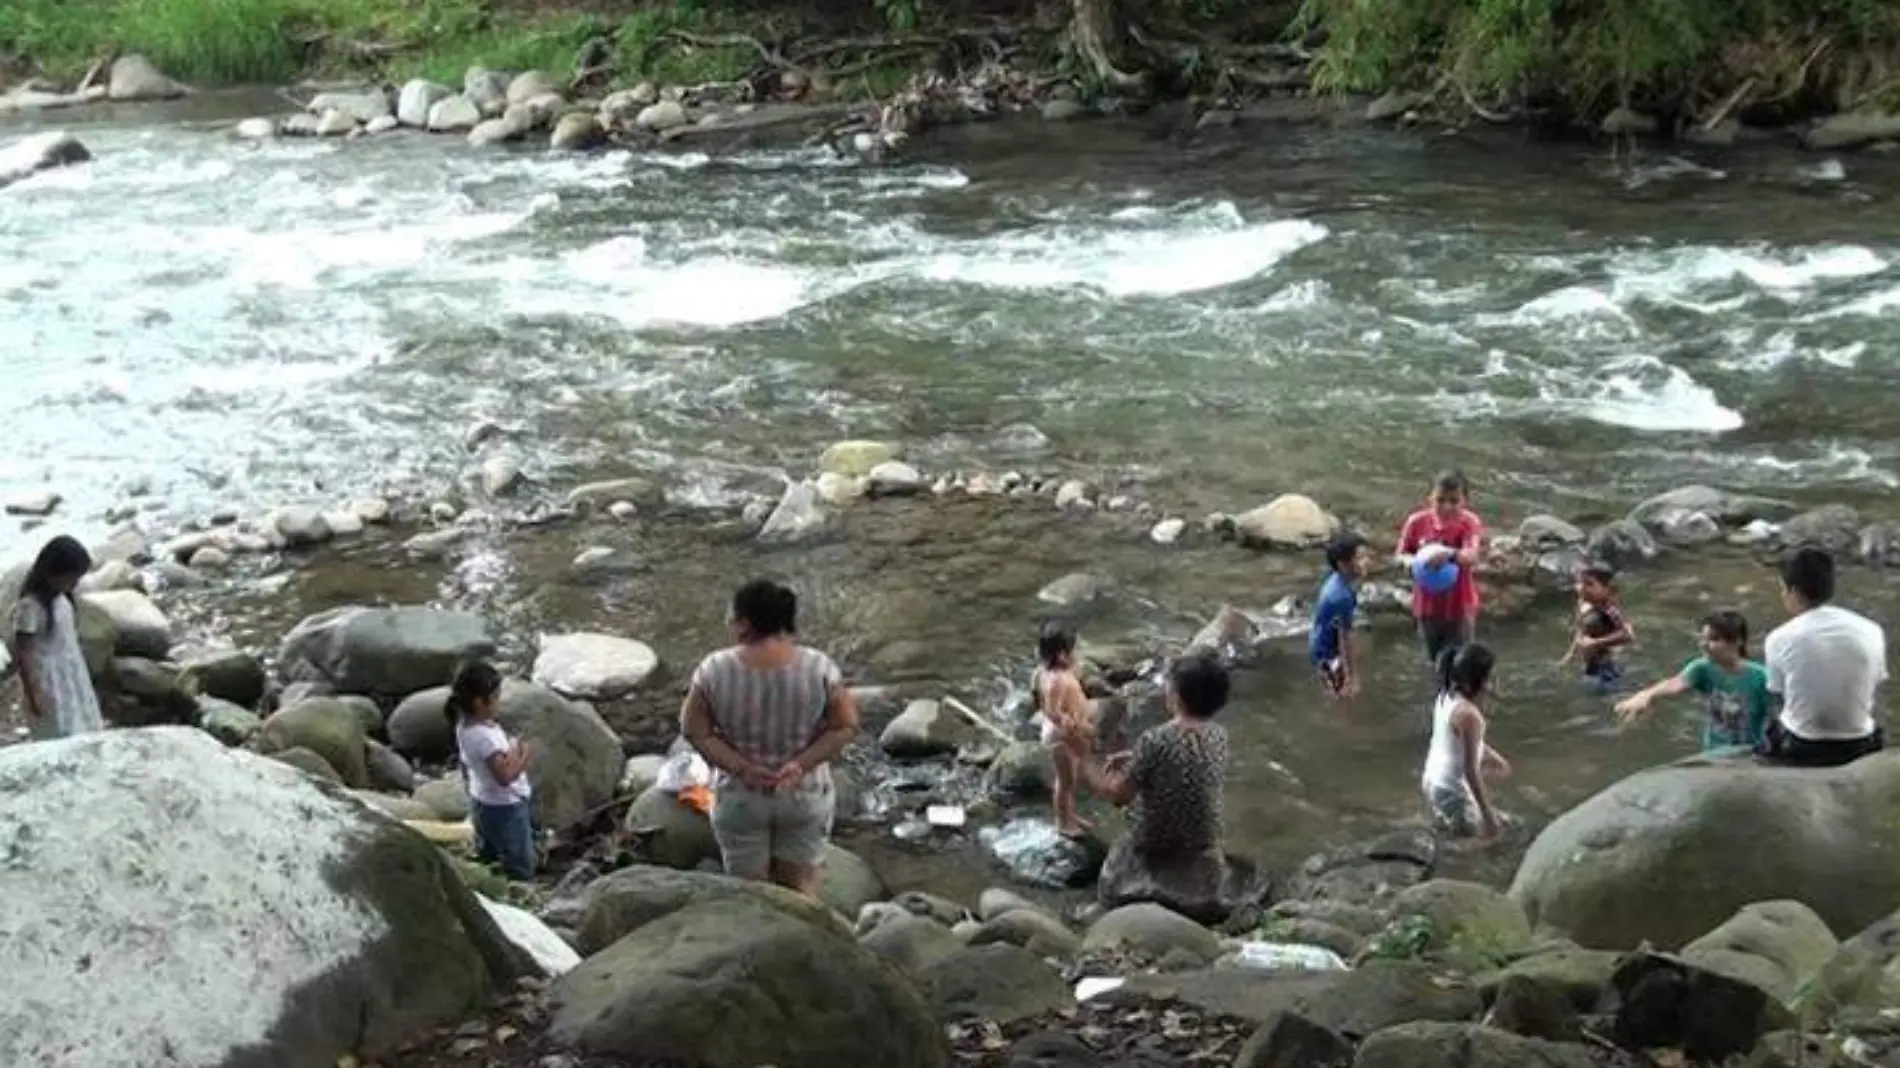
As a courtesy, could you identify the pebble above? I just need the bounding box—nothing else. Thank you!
[189,546,231,570]
[608,501,638,522]
[1105,495,1132,511]
[404,529,467,558]
[234,117,276,140]
[429,501,459,524]
[1150,518,1186,545]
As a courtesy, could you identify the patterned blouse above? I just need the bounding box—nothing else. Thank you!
[1128,719,1228,856]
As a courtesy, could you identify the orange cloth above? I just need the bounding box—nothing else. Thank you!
[677,784,714,815]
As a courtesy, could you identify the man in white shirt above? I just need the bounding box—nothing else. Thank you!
[1761,547,1887,767]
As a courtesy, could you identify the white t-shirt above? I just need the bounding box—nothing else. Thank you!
[1764,605,1888,741]
[456,720,532,806]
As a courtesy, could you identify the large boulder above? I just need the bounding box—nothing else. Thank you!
[1234,494,1338,548]
[918,943,1073,1024]
[860,912,963,975]
[81,589,171,659]
[1117,958,1482,1037]
[256,698,371,788]
[1353,1022,1595,1068]
[278,605,494,699]
[1385,880,1534,972]
[1082,902,1223,965]
[622,785,721,872]
[879,699,971,758]
[530,632,659,701]
[574,864,845,955]
[0,728,526,1068]
[1629,485,1791,529]
[396,79,452,126]
[1096,836,1270,926]
[0,131,91,190]
[426,94,482,132]
[818,843,887,919]
[106,54,188,100]
[175,645,267,709]
[489,682,621,832]
[307,89,391,124]
[1778,504,1862,554]
[549,894,949,1066]
[819,440,899,477]
[1509,752,1900,951]
[758,480,827,541]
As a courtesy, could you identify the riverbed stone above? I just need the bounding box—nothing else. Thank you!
[986,740,1055,799]
[107,54,188,101]
[278,604,494,699]
[3,490,60,516]
[197,697,262,746]
[1778,503,1862,553]
[426,94,482,132]
[920,943,1073,1023]
[1653,507,1722,547]
[635,99,688,132]
[531,633,659,701]
[866,460,927,496]
[467,116,527,146]
[480,454,523,497]
[504,94,563,132]
[1231,1010,1354,1068]
[623,786,721,872]
[1509,751,1900,951]
[81,589,171,659]
[1287,829,1437,908]
[234,117,276,139]
[0,130,90,189]
[1386,880,1534,972]
[970,905,1081,960]
[316,109,357,137]
[1097,837,1270,926]
[1585,518,1659,567]
[1804,110,1900,150]
[270,505,333,547]
[550,892,949,1066]
[1235,494,1337,548]
[880,699,972,759]
[486,682,620,832]
[1082,903,1223,964]
[1812,903,1900,1021]
[1353,1022,1595,1068]
[0,728,528,1067]
[463,67,510,116]
[861,912,963,975]
[982,819,1108,889]
[106,657,197,727]
[819,843,888,919]
[364,740,416,794]
[506,70,560,106]
[397,79,452,126]
[574,864,847,956]
[815,471,864,505]
[758,480,828,542]
[550,111,606,151]
[1630,485,1791,529]
[1518,515,1584,548]
[1475,945,1620,1012]
[257,697,371,787]
[979,888,1042,923]
[1037,571,1110,607]
[1119,959,1482,1037]
[413,776,470,822]
[309,89,390,124]
[818,439,899,477]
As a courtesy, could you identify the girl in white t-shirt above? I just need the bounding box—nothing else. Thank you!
[1421,643,1511,842]
[448,662,538,878]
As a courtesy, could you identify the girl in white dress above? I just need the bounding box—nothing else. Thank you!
[1421,643,1511,841]
[10,536,104,740]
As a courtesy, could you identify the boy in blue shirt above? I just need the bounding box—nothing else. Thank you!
[1614,610,1773,752]
[1311,533,1369,698]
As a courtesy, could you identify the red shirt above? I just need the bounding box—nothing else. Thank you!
[1398,507,1484,621]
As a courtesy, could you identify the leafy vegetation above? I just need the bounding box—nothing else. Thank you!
[1362,914,1436,961]
[1294,0,1900,122]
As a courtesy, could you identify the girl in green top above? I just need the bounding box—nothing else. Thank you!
[1615,610,1772,752]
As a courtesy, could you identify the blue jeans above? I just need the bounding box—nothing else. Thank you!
[1583,659,1625,694]
[472,801,537,879]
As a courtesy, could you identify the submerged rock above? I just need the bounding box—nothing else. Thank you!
[0,728,529,1067]
[0,131,90,190]
[758,480,827,542]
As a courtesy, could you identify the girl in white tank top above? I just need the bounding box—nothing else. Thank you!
[1423,644,1511,840]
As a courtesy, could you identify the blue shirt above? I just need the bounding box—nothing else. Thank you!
[1310,573,1358,664]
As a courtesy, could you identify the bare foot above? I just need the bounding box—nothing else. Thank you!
[1058,816,1094,837]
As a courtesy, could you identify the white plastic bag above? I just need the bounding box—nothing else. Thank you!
[654,750,712,795]
[1230,941,1348,973]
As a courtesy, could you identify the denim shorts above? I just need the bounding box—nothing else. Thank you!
[472,800,537,879]
[711,779,835,877]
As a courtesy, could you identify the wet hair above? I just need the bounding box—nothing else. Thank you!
[731,578,798,638]
[444,660,503,728]
[1701,610,1750,658]
[1437,643,1496,700]
[1780,546,1835,606]
[1432,469,1469,500]
[1578,562,1616,588]
[22,535,91,610]
[1324,533,1367,574]
[1037,620,1077,668]
[1168,652,1230,720]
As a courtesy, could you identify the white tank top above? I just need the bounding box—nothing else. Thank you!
[1422,692,1476,795]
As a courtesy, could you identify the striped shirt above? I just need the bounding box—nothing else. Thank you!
[689,645,842,791]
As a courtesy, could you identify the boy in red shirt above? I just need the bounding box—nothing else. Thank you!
[1397,470,1486,665]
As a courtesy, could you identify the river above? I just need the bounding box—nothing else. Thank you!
[4,94,1899,897]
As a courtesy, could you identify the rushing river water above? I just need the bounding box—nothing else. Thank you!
[5,94,1900,895]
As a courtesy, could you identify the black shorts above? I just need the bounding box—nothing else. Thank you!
[1419,617,1473,665]
[1757,720,1885,768]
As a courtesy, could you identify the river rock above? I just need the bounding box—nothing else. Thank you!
[0,130,90,189]
[1151,517,1187,544]
[623,786,721,872]
[278,604,494,699]
[464,67,510,116]
[1097,837,1270,927]
[485,682,620,832]
[531,633,659,701]
[187,545,230,570]
[600,87,656,126]
[758,480,827,542]
[635,100,688,132]
[1287,829,1437,908]
[1235,494,1337,548]
[504,94,563,132]
[1053,480,1092,509]
[257,697,371,787]
[1585,518,1658,567]
[270,505,332,547]
[1082,902,1223,964]
[315,109,355,137]
[397,79,452,126]
[364,740,416,794]
[880,699,972,759]
[467,116,527,146]
[480,894,579,978]
[1813,903,1900,1021]
[1353,1022,1594,1068]
[106,54,188,101]
[1803,110,1900,150]
[1486,970,1582,1042]
[1386,880,1533,972]
[1232,1011,1355,1068]
[574,864,846,956]
[1778,503,1862,553]
[106,657,197,726]
[426,94,482,132]
[81,589,170,659]
[970,905,1080,960]
[270,746,342,782]
[480,454,523,497]
[1122,958,1482,1037]
[1188,604,1261,660]
[819,439,899,477]
[819,843,888,919]
[1601,106,1659,136]
[920,943,1072,1023]
[1653,508,1722,547]
[1518,515,1584,549]
[1630,485,1790,529]
[986,740,1055,798]
[1037,571,1109,607]
[1510,751,1900,951]
[550,111,606,150]
[234,117,276,139]
[861,912,963,975]
[197,697,262,746]
[309,89,389,124]
[550,892,949,1066]
[3,490,59,516]
[279,113,321,137]
[1611,899,1838,1061]
[866,460,927,496]
[815,471,864,506]
[363,115,398,135]
[982,819,1107,889]
[0,728,529,1067]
